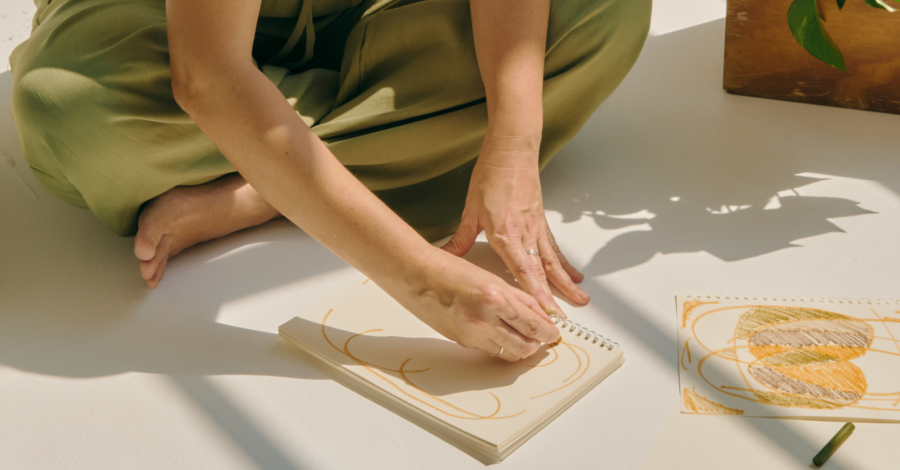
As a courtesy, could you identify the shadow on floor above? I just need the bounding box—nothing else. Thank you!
[542,19,897,276]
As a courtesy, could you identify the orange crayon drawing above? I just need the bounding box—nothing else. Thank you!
[682,303,900,414]
[682,299,719,328]
[321,307,599,420]
[683,387,744,414]
[529,341,590,399]
[680,339,692,370]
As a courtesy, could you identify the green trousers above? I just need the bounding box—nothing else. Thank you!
[10,0,650,240]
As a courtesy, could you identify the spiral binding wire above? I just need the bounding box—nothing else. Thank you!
[683,294,900,305]
[547,313,618,350]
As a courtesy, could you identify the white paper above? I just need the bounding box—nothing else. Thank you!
[677,295,900,420]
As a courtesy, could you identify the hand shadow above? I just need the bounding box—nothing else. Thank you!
[284,318,552,397]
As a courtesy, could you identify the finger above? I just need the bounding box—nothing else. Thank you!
[544,225,584,283]
[492,290,561,344]
[441,209,480,257]
[493,236,564,318]
[487,323,541,362]
[538,235,590,305]
[509,287,561,322]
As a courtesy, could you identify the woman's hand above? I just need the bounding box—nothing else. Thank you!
[382,245,562,362]
[460,0,584,316]
[442,137,590,317]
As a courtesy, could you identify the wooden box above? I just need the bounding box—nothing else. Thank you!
[724,0,900,114]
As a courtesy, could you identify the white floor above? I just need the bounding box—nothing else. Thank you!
[3,1,899,469]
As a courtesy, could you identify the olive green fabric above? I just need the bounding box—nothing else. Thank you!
[10,0,650,241]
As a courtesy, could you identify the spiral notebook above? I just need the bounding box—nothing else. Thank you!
[278,265,624,464]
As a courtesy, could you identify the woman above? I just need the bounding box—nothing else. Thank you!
[10,0,650,361]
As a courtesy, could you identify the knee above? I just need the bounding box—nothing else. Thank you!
[547,0,651,68]
[11,65,95,144]
[544,0,650,110]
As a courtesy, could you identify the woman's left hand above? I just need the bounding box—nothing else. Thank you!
[442,137,590,317]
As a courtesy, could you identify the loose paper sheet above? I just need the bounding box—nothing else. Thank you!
[677,295,900,420]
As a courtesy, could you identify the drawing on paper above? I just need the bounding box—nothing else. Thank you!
[320,303,594,421]
[681,299,719,328]
[679,298,900,418]
[682,387,744,415]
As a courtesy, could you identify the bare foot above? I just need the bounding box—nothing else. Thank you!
[133,173,281,288]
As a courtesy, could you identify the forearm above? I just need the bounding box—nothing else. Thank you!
[176,65,433,284]
[469,0,549,155]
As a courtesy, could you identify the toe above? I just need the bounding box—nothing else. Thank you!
[147,256,169,289]
[142,235,172,288]
[140,257,160,281]
[134,226,161,262]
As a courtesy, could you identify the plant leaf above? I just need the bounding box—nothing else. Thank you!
[788,0,848,71]
[836,0,846,9]
[865,0,899,12]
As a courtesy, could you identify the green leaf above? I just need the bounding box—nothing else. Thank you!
[836,0,845,9]
[865,0,899,12]
[788,0,848,71]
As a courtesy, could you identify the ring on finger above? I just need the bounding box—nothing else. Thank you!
[490,347,504,357]
[525,249,539,256]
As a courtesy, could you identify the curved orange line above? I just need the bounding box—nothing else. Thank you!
[562,340,583,383]
[530,341,592,399]
[321,308,525,420]
[342,330,430,374]
[398,358,510,419]
[527,343,559,368]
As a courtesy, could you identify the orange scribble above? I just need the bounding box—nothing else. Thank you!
[689,305,900,413]
[683,387,744,415]
[530,340,591,399]
[562,341,583,383]
[681,340,692,370]
[322,308,525,420]
[682,299,719,328]
[527,343,559,368]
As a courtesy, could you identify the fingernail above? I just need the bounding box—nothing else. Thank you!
[576,287,589,300]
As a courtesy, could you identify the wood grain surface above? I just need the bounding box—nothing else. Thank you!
[724,0,900,114]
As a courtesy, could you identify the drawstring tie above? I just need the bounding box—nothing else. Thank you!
[265,0,315,69]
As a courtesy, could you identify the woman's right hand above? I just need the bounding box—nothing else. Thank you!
[380,246,562,362]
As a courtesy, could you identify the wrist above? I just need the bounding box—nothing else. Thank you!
[482,128,542,163]
[398,244,453,302]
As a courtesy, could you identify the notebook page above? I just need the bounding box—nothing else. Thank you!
[280,276,624,447]
[677,294,900,421]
